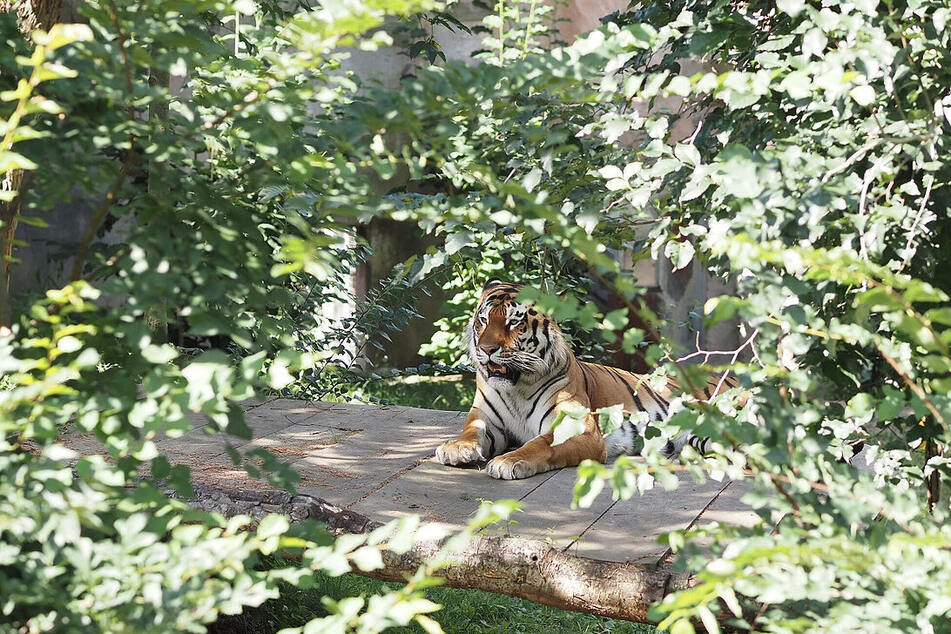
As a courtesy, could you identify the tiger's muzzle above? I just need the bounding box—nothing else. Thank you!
[485,361,521,383]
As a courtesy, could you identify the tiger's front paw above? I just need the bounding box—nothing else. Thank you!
[485,454,539,480]
[436,439,485,466]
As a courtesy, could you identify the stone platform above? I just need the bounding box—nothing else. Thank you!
[64,398,760,564]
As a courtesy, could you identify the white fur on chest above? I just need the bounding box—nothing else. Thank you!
[476,373,570,445]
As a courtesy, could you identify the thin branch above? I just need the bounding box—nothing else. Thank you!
[634,462,914,534]
[670,330,758,398]
[768,473,801,517]
[684,118,703,145]
[675,330,757,366]
[70,150,136,281]
[584,266,709,402]
[712,331,757,397]
[857,153,892,262]
[878,347,944,427]
[765,298,947,429]
[105,0,134,124]
[816,135,929,188]
[897,175,933,273]
[924,439,940,513]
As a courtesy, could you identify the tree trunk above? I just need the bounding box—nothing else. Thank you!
[0,170,26,327]
[0,0,61,33]
[0,0,63,327]
[181,483,691,624]
[367,532,688,623]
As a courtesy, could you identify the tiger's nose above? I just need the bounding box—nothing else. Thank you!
[479,343,499,356]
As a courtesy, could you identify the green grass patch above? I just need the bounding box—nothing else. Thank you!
[211,569,654,634]
[330,374,476,412]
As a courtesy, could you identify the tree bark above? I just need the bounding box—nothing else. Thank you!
[0,0,61,33]
[0,170,26,327]
[181,483,691,624]
[366,531,688,623]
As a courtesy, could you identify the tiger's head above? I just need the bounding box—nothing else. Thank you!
[466,278,570,385]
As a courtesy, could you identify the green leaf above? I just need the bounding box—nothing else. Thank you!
[877,386,906,421]
[698,605,720,634]
[665,240,695,271]
[670,619,696,634]
[349,546,384,571]
[257,515,290,540]
[849,85,875,106]
[845,393,874,420]
[602,308,628,330]
[674,143,701,166]
[445,230,474,255]
[0,152,39,174]
[142,344,178,364]
[551,405,589,446]
[596,404,624,435]
[36,23,94,50]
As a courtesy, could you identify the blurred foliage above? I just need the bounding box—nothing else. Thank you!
[2,0,951,632]
[546,2,951,633]
[0,2,516,632]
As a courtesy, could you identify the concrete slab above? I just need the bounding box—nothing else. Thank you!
[147,403,337,486]
[563,472,728,564]
[295,413,464,462]
[56,398,764,565]
[290,401,406,430]
[153,401,327,461]
[661,480,767,561]
[692,480,761,530]
[258,398,336,421]
[177,426,343,491]
[286,408,467,507]
[504,467,618,549]
[351,459,560,531]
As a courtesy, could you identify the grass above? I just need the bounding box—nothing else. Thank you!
[210,568,655,634]
[213,376,656,634]
[329,373,476,412]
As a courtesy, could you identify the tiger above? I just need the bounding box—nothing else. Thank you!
[435,278,736,480]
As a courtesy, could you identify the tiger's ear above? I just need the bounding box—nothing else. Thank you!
[483,277,505,290]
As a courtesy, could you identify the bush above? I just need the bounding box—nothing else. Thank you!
[0,2,512,631]
[2,0,950,632]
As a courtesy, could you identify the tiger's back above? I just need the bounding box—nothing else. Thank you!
[577,361,736,458]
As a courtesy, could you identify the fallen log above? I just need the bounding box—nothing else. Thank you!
[182,482,691,623]
[366,528,689,623]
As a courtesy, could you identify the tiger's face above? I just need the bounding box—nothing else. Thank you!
[467,278,567,384]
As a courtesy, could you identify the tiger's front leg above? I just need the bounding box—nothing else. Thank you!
[485,408,606,480]
[435,407,501,466]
